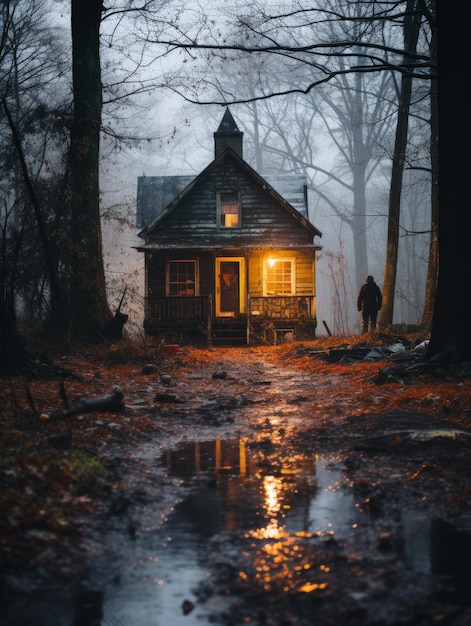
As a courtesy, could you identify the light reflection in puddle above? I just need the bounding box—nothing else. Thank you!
[98,437,469,623]
[6,437,467,626]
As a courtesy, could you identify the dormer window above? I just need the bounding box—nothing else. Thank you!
[218,191,240,228]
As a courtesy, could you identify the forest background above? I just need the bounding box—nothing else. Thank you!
[0,0,468,361]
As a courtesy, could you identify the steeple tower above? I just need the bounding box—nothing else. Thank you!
[214,108,243,159]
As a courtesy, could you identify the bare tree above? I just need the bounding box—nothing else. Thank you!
[0,0,70,358]
[68,0,110,336]
[380,0,423,328]
[421,17,438,331]
[426,0,471,361]
[149,1,433,327]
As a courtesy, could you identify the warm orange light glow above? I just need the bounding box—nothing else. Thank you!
[298,582,328,593]
[264,476,281,515]
[268,258,276,268]
[240,456,332,595]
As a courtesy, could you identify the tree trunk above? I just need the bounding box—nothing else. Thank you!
[69,0,110,336]
[426,1,471,361]
[351,165,368,288]
[379,0,421,329]
[421,20,438,331]
[351,69,368,287]
[3,100,65,323]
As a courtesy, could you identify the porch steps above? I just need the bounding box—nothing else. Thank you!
[211,320,248,346]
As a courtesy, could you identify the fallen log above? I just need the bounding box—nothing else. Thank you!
[47,388,125,420]
[22,360,86,381]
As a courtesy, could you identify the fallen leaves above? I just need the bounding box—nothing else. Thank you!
[1,334,470,583]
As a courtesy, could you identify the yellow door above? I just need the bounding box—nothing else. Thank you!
[216,258,245,317]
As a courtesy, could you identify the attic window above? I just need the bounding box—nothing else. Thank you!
[219,192,240,228]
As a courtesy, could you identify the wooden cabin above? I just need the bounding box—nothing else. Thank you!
[136,109,322,345]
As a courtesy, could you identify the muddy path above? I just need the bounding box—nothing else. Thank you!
[1,345,471,625]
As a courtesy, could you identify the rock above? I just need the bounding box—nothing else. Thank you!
[212,371,227,379]
[154,392,182,403]
[48,429,72,448]
[182,599,194,615]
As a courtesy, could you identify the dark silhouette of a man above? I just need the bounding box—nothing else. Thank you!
[357,276,382,333]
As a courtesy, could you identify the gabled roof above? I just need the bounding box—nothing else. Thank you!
[136,172,312,229]
[136,175,194,230]
[138,147,322,240]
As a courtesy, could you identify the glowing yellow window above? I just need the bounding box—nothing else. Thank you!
[219,192,240,228]
[264,259,294,295]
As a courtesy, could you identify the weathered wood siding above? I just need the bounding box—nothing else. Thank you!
[247,249,315,296]
[146,253,165,297]
[145,153,313,247]
[146,249,315,310]
[146,251,214,301]
[139,114,322,343]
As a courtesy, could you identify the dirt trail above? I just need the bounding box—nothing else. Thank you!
[1,343,470,625]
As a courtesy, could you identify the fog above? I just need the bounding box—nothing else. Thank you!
[11,1,431,339]
[100,101,430,338]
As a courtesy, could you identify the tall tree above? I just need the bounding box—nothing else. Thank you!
[0,0,70,359]
[380,0,422,328]
[316,49,394,290]
[2,99,64,320]
[69,0,110,335]
[153,1,434,330]
[427,1,471,361]
[421,17,438,331]
[2,0,174,349]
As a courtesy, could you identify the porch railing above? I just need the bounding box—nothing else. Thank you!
[248,295,316,319]
[149,295,316,322]
[149,295,212,323]
[146,295,316,344]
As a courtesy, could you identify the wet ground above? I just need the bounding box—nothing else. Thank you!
[1,344,471,625]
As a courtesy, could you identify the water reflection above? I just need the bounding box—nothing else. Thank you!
[161,437,328,597]
[256,475,284,538]
[163,438,317,539]
[159,438,470,603]
[4,436,468,625]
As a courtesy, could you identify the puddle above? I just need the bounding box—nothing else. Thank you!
[3,437,469,625]
[95,438,469,623]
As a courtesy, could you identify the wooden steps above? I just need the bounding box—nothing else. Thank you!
[211,320,248,346]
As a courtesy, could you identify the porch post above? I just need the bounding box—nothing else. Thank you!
[207,294,212,346]
[247,294,251,345]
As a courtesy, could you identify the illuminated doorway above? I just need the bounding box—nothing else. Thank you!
[216,258,245,317]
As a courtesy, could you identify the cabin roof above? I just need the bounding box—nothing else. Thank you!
[136,172,312,230]
[135,242,322,251]
[138,147,322,240]
[136,175,194,231]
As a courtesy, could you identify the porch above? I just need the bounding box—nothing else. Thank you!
[248,295,317,345]
[145,295,316,345]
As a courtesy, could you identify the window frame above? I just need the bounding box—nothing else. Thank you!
[218,191,240,229]
[166,259,199,296]
[263,258,295,296]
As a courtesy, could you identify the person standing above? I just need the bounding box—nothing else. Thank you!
[357,276,382,333]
